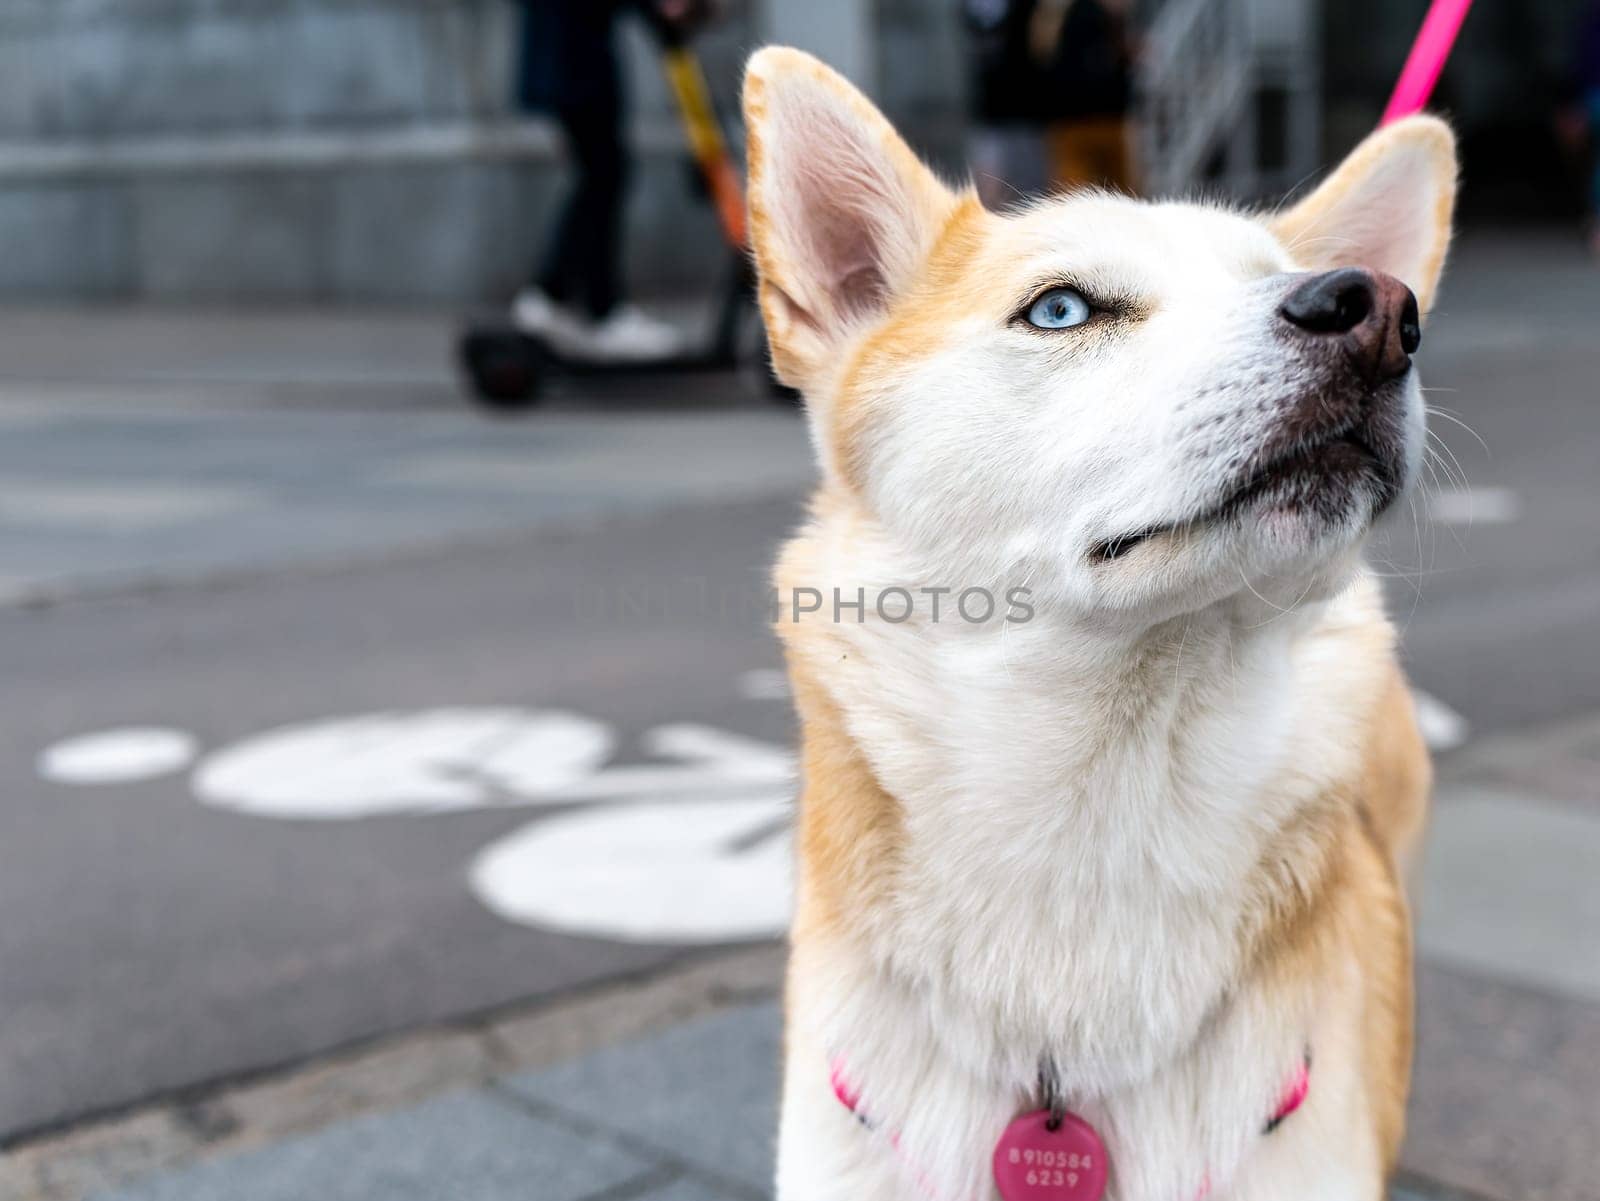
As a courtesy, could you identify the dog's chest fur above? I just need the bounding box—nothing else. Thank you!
[777,526,1394,1199]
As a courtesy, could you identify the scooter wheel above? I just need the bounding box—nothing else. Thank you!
[460,327,546,410]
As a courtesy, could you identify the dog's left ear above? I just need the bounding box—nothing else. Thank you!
[743,47,962,390]
[1270,116,1457,315]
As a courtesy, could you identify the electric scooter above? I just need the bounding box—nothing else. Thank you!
[459,18,786,410]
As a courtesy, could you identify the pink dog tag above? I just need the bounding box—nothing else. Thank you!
[993,1110,1108,1201]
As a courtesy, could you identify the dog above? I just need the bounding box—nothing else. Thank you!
[743,47,1452,1201]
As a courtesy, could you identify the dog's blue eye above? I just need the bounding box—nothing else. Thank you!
[1027,287,1092,330]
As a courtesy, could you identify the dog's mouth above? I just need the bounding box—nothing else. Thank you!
[1089,525,1163,563]
[1089,415,1402,566]
[1210,424,1387,519]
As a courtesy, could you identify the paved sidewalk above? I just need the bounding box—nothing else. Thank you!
[19,1000,1457,1201]
[21,1005,1478,1201]
[85,1004,781,1201]
[7,712,1597,1201]
[0,949,787,1201]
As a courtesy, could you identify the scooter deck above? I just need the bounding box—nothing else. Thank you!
[457,320,744,408]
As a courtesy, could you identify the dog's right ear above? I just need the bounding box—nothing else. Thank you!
[1270,116,1457,316]
[743,47,960,390]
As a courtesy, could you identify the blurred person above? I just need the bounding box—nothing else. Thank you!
[962,0,1050,209]
[1031,0,1137,193]
[510,0,703,362]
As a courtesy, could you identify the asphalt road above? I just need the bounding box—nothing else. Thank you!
[1,232,1596,1142]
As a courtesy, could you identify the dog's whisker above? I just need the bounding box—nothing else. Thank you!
[1421,425,1469,487]
[1422,440,1466,496]
[1422,406,1490,455]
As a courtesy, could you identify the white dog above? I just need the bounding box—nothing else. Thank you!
[745,47,1452,1201]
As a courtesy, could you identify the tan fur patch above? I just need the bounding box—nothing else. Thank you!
[828,196,993,495]
[783,644,906,945]
[1359,665,1434,873]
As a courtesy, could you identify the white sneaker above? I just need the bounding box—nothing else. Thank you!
[566,305,687,363]
[511,288,586,344]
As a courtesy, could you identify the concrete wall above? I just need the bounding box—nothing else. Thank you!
[0,0,981,305]
[0,0,506,139]
[0,0,1567,302]
[0,0,771,303]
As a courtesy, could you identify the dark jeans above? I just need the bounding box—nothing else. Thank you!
[537,103,628,321]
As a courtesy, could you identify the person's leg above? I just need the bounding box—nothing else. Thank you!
[563,102,629,320]
[535,107,578,306]
[521,30,680,361]
[537,101,627,318]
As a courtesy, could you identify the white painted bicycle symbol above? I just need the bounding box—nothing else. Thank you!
[38,676,797,945]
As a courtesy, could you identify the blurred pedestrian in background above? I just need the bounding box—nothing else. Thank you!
[962,0,1137,207]
[962,0,1050,209]
[1031,0,1137,194]
[511,0,701,362]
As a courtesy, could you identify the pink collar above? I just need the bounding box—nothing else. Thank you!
[1264,1057,1312,1132]
[830,1052,1311,1201]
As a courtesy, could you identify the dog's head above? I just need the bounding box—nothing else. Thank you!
[745,48,1456,622]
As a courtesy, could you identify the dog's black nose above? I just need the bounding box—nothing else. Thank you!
[1279,267,1420,381]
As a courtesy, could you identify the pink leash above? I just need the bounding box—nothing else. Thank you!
[1381,0,1476,125]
